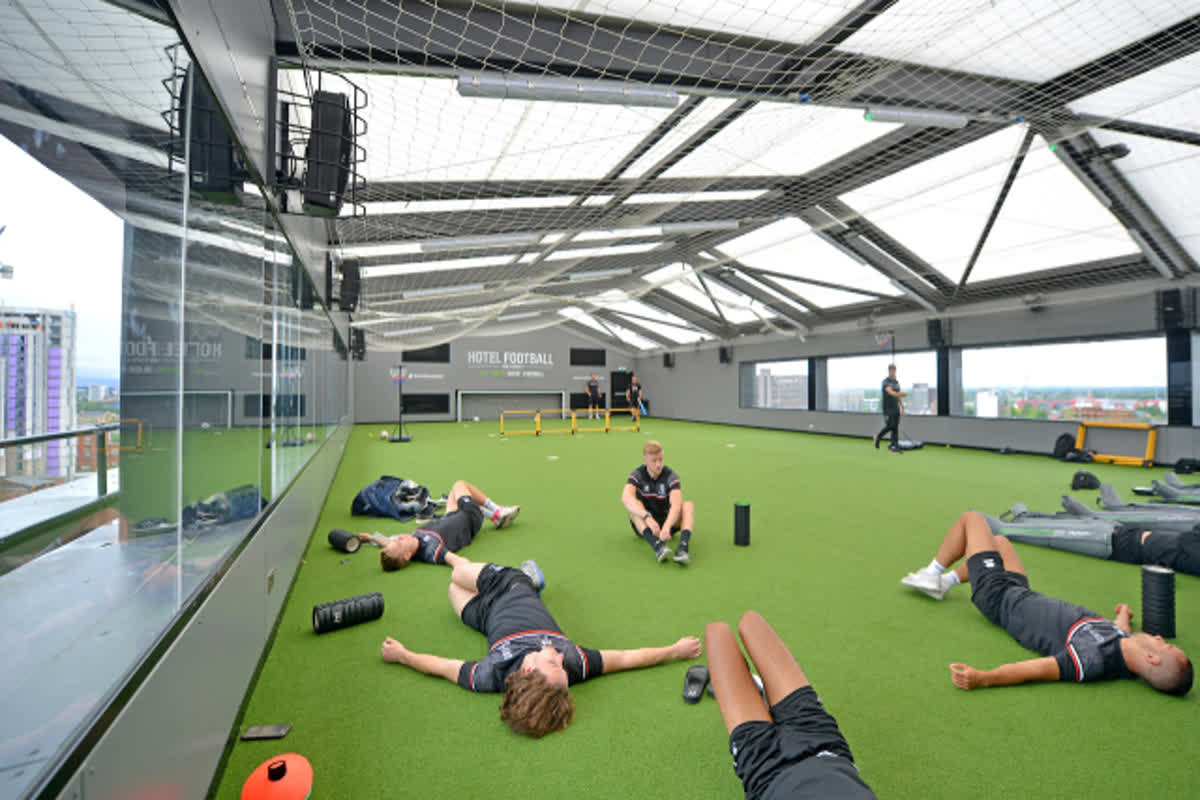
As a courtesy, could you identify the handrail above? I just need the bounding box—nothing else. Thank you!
[1,423,120,448]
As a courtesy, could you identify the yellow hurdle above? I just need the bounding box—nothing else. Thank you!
[119,418,144,452]
[576,409,610,433]
[539,409,577,435]
[499,409,540,436]
[608,407,641,432]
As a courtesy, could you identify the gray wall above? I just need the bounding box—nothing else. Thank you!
[55,423,350,800]
[354,329,637,423]
[634,288,1197,463]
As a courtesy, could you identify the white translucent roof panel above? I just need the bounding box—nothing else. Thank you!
[356,75,674,182]
[0,0,181,132]
[624,98,738,178]
[770,275,883,309]
[665,104,902,178]
[601,299,708,344]
[966,143,1138,282]
[559,306,659,350]
[531,1,860,47]
[1091,129,1200,267]
[839,0,1198,83]
[644,263,770,325]
[842,125,1136,284]
[717,217,899,301]
[1069,52,1200,134]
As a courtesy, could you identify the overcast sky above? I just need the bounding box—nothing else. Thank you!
[0,135,123,379]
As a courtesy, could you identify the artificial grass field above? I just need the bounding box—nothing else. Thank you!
[212,419,1199,799]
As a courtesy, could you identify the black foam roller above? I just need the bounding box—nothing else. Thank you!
[734,503,750,547]
[1141,565,1176,638]
[313,591,384,634]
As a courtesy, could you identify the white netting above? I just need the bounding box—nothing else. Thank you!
[271,0,1200,350]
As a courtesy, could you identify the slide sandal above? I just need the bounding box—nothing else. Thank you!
[683,665,708,704]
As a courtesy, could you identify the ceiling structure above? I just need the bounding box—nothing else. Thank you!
[2,1,1199,354]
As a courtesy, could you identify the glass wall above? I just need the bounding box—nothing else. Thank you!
[744,358,809,409]
[0,5,349,796]
[960,336,1166,422]
[827,351,939,414]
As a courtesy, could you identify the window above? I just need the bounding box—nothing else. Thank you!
[827,351,938,414]
[743,359,809,409]
[960,337,1165,422]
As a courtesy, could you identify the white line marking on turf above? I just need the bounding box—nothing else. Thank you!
[727,443,736,448]
[547,455,559,461]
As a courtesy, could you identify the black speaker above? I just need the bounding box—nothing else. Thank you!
[350,328,366,361]
[719,346,731,364]
[1167,329,1191,425]
[181,71,243,204]
[339,260,360,312]
[333,330,348,360]
[663,352,675,368]
[927,319,946,348]
[1157,288,1188,331]
[303,90,352,216]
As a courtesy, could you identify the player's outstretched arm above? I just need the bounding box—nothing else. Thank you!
[381,636,464,683]
[949,657,1059,689]
[357,532,391,547]
[600,636,702,674]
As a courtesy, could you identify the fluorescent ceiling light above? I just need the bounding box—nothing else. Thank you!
[381,325,436,337]
[660,220,740,234]
[361,255,516,278]
[864,107,967,130]
[626,190,768,204]
[340,242,423,259]
[457,73,679,108]
[545,242,666,261]
[890,279,939,312]
[496,311,543,322]
[568,267,634,281]
[421,233,540,252]
[352,196,577,216]
[404,283,486,298]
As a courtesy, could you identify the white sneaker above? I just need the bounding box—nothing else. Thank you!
[493,505,520,529]
[901,569,949,600]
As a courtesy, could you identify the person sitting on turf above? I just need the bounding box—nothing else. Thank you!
[706,611,878,799]
[622,439,695,565]
[901,511,1193,695]
[380,552,702,737]
[357,480,519,571]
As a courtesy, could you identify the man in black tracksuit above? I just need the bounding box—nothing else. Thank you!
[874,364,906,453]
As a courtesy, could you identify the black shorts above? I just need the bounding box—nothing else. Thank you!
[460,564,537,635]
[968,550,1030,628]
[729,687,875,800]
[629,515,680,536]
[423,496,484,541]
[587,390,600,402]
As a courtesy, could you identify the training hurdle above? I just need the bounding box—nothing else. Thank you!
[499,409,541,436]
[498,408,641,436]
[1075,421,1157,467]
[608,407,641,433]
[118,418,150,452]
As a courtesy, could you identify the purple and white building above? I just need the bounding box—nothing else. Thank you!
[2,307,77,478]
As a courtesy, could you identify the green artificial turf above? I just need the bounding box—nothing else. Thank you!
[212,419,1199,799]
